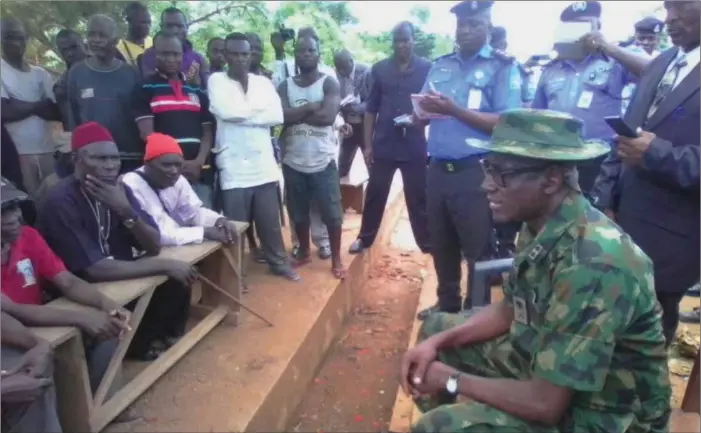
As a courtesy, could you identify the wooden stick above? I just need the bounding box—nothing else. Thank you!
[197,274,274,327]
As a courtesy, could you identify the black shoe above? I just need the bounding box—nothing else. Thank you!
[318,245,332,260]
[687,284,700,297]
[680,307,700,324]
[271,266,301,282]
[349,239,365,254]
[417,304,460,321]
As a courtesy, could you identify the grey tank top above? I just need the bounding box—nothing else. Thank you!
[282,75,336,173]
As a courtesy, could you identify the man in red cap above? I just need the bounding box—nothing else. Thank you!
[122,133,241,249]
[37,122,197,361]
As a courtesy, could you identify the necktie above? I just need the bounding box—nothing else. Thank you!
[647,54,688,119]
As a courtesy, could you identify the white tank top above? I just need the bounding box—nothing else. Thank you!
[283,75,336,173]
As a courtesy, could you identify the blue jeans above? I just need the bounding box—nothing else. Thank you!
[192,183,213,208]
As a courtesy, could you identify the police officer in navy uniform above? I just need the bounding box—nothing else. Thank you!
[532,1,651,202]
[414,0,522,318]
[634,17,665,57]
[490,26,535,107]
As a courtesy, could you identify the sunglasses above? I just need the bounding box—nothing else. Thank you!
[480,159,552,188]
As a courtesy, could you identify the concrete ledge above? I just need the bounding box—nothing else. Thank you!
[124,173,405,432]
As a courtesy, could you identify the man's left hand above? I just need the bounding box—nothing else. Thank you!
[419,92,458,117]
[84,175,135,219]
[215,218,239,245]
[182,160,202,182]
[617,129,655,167]
[411,361,458,397]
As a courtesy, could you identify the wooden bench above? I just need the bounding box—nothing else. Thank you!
[340,149,370,214]
[31,222,247,432]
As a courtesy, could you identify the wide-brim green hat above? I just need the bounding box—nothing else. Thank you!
[467,109,611,161]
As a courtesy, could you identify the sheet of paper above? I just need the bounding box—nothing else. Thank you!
[411,94,448,120]
[553,21,592,43]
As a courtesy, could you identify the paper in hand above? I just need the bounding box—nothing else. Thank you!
[411,94,448,120]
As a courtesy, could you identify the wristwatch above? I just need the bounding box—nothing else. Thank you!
[445,372,460,395]
[123,215,138,229]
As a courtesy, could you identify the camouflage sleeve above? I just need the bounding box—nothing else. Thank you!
[532,263,637,392]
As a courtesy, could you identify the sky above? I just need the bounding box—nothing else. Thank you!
[269,1,665,62]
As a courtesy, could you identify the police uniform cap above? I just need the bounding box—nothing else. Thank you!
[450,1,494,18]
[560,1,601,22]
[635,17,664,34]
[491,26,506,41]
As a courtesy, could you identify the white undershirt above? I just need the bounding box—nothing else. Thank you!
[668,46,700,89]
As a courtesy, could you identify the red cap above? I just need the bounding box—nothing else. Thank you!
[144,133,183,162]
[72,122,115,151]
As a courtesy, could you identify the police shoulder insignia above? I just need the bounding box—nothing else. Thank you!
[493,50,516,63]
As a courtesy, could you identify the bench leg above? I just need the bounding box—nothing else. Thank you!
[92,288,155,408]
[54,335,93,432]
[198,246,241,326]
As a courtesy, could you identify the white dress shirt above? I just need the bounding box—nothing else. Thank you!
[208,72,284,190]
[122,169,223,246]
[669,46,700,89]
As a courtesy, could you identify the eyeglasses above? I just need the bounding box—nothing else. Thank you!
[479,158,551,188]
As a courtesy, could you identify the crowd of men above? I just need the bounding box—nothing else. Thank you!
[0,0,699,432]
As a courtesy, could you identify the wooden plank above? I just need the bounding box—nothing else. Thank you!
[31,326,78,346]
[90,307,229,432]
[54,334,93,432]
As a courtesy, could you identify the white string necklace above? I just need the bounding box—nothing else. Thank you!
[81,189,112,256]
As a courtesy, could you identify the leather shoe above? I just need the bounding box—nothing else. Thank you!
[348,239,365,254]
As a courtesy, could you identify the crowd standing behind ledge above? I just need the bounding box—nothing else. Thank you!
[0,0,699,432]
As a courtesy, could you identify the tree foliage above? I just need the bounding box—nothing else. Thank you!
[0,0,454,72]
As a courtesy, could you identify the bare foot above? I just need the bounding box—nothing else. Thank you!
[331,266,348,280]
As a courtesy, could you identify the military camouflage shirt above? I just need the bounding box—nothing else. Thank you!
[504,192,670,430]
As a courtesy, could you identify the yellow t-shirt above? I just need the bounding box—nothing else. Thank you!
[117,36,153,66]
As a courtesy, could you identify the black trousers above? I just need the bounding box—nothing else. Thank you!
[357,158,430,249]
[337,122,364,178]
[427,159,492,312]
[127,279,190,358]
[656,291,687,348]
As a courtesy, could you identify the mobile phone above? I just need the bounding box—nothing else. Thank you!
[604,116,637,138]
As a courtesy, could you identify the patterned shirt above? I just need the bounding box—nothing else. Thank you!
[504,192,670,430]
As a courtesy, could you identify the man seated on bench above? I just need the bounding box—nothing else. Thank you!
[1,312,60,433]
[1,177,130,393]
[36,122,197,361]
[400,110,671,432]
[121,133,240,247]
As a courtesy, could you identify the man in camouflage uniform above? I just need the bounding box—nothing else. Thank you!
[401,109,671,432]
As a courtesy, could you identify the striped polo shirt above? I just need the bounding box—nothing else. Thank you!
[132,71,214,181]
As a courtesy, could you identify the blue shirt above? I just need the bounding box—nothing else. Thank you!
[532,54,636,140]
[36,177,159,276]
[424,45,522,160]
[366,55,431,162]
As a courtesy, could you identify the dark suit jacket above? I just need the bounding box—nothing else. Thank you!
[592,47,700,294]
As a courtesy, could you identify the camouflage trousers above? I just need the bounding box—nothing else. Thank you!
[411,312,557,433]
[410,312,670,433]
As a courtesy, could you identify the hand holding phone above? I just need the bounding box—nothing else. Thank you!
[604,116,638,138]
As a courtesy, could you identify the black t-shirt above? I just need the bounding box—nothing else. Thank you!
[65,60,143,164]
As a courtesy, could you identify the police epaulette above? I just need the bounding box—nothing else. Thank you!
[492,49,516,63]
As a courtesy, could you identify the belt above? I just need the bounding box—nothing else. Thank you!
[430,156,481,173]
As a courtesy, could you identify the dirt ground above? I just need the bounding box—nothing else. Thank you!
[669,296,700,408]
[289,213,427,433]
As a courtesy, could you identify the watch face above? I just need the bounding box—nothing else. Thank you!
[446,376,458,394]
